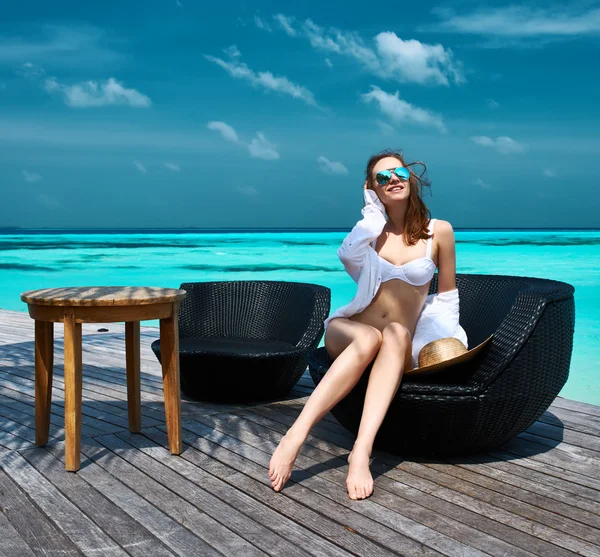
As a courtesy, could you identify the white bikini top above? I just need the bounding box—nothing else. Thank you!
[371,219,437,286]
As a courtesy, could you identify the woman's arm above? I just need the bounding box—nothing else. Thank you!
[337,187,387,283]
[435,220,457,293]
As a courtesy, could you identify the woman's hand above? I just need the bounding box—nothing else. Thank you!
[363,180,387,215]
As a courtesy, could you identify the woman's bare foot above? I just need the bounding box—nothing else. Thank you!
[346,446,374,500]
[268,431,304,492]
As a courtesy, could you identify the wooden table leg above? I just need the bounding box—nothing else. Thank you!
[63,309,82,471]
[160,302,182,454]
[125,321,141,433]
[34,320,54,446]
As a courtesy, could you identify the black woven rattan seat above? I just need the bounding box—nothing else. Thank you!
[177,337,304,358]
[151,280,331,402]
[307,273,575,456]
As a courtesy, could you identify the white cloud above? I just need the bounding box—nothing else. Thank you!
[474,178,492,189]
[317,156,349,175]
[204,49,317,106]
[17,62,46,79]
[427,6,600,39]
[254,16,272,32]
[38,194,59,207]
[0,25,123,67]
[266,16,463,86]
[543,168,557,177]
[133,160,148,174]
[44,77,151,108]
[325,58,333,68]
[207,121,240,143]
[487,98,500,109]
[362,86,447,133]
[236,185,258,196]
[208,121,280,160]
[223,45,241,58]
[470,135,526,154]
[376,120,395,136]
[164,162,181,172]
[374,32,464,86]
[22,169,42,183]
[248,132,280,160]
[274,14,297,36]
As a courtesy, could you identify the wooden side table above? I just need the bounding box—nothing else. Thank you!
[20,286,187,471]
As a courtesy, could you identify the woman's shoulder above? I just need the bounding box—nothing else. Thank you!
[430,218,454,233]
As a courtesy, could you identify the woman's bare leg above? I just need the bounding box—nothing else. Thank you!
[268,318,382,492]
[346,322,412,500]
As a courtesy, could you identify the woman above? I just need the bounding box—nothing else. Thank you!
[268,149,467,500]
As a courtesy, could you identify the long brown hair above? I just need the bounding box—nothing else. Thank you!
[365,149,432,246]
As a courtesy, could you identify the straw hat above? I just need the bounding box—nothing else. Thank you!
[405,334,494,376]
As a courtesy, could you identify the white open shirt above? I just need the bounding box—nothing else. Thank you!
[324,188,469,369]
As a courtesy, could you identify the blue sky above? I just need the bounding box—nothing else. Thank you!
[1,0,599,228]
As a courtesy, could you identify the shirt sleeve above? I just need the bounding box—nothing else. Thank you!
[337,189,387,283]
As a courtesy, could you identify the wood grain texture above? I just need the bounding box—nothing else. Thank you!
[0,308,599,557]
[63,308,82,471]
[21,286,186,306]
[159,303,182,455]
[34,319,53,446]
[125,321,141,433]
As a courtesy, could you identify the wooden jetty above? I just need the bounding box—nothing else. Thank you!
[1,308,599,557]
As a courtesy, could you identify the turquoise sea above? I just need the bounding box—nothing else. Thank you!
[1,229,598,405]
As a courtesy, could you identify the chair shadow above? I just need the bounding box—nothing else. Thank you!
[1,335,567,481]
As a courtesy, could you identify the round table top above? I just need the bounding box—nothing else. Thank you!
[20,286,187,307]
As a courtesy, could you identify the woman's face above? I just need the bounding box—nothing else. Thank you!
[371,157,411,202]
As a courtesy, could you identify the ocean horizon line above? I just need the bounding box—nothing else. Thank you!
[1,227,599,233]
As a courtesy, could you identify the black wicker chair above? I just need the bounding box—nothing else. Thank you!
[151,281,330,402]
[307,273,575,456]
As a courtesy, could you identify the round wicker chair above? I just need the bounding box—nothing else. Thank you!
[307,273,575,456]
[151,281,330,402]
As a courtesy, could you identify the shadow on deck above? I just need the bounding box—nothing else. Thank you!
[1,309,599,557]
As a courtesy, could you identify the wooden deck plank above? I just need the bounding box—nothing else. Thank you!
[445,454,600,518]
[44,442,219,557]
[239,405,600,548]
[0,465,83,556]
[199,410,540,557]
[551,397,600,418]
[175,418,475,557]
[0,397,68,440]
[0,451,129,556]
[19,446,177,557]
[124,429,355,557]
[202,407,586,557]
[81,434,270,557]
[254,402,600,497]
[144,428,394,557]
[0,386,123,439]
[487,448,600,500]
[497,435,600,482]
[0,510,38,557]
[523,420,600,452]
[110,430,324,557]
[541,407,600,437]
[0,367,164,429]
[249,405,600,531]
[1,308,599,557]
[152,426,414,557]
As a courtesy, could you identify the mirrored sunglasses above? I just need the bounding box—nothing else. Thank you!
[375,167,410,186]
